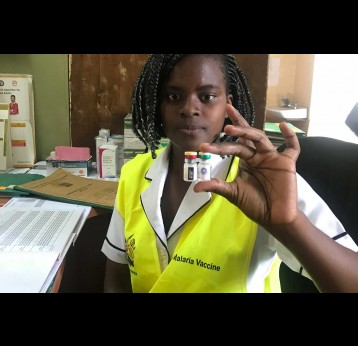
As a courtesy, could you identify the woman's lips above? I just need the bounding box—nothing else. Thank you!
[178,126,203,135]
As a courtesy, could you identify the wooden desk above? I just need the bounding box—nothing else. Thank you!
[0,196,111,293]
[0,196,10,207]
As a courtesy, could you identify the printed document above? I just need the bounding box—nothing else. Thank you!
[4,197,91,243]
[0,206,84,292]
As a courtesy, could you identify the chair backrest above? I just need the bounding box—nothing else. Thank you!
[277,136,358,292]
[346,102,358,136]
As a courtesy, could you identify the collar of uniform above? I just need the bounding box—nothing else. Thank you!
[141,143,233,242]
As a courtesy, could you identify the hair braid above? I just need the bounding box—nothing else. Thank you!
[131,54,256,159]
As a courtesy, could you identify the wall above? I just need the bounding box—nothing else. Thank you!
[0,54,70,161]
[309,54,358,144]
[266,54,314,109]
[266,54,297,107]
[294,54,315,109]
[266,54,314,133]
[70,54,150,157]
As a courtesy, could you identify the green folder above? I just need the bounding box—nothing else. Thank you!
[0,173,44,196]
[264,122,306,136]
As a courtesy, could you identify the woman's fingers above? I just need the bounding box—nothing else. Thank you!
[194,177,236,198]
[200,125,275,160]
[225,104,253,147]
[220,111,300,162]
[226,104,250,128]
[200,141,256,161]
[279,122,301,161]
[224,124,274,151]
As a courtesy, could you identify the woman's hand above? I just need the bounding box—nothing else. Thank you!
[194,104,301,229]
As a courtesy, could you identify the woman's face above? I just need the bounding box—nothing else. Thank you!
[160,55,230,153]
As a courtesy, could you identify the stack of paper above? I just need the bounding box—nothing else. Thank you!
[0,198,91,293]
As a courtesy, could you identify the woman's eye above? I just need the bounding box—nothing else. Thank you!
[168,93,180,102]
[201,95,215,102]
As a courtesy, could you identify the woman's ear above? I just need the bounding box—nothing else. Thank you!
[225,95,233,118]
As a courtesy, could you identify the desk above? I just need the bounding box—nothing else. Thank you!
[0,196,111,293]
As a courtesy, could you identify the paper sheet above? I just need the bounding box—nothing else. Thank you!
[0,206,84,292]
[4,197,91,243]
[0,251,59,293]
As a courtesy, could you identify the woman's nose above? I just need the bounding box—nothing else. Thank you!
[180,95,200,117]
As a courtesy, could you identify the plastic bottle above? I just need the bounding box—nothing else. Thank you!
[198,152,211,181]
[183,151,198,182]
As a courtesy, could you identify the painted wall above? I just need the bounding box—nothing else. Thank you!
[0,54,70,161]
[266,54,314,110]
[266,54,297,107]
[294,54,315,110]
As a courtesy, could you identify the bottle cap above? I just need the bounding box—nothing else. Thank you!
[199,152,211,160]
[184,151,197,159]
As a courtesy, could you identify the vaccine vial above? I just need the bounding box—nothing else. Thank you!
[198,152,212,181]
[183,151,198,182]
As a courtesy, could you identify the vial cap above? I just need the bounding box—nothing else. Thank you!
[184,151,197,159]
[199,152,211,160]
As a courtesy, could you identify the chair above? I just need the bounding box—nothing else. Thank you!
[346,102,358,137]
[277,136,358,293]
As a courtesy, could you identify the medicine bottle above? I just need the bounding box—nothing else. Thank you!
[198,152,211,181]
[183,151,198,182]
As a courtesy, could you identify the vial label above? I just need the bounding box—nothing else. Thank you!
[184,151,198,182]
[198,152,211,181]
[188,166,195,180]
[184,165,197,182]
[198,165,211,180]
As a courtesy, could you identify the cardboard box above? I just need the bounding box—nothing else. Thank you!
[46,158,92,177]
[99,144,119,179]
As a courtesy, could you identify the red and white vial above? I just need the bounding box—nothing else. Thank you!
[183,151,198,182]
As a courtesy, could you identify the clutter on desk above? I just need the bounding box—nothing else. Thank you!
[46,145,92,177]
[95,128,124,179]
[15,168,118,209]
[0,172,44,196]
[0,74,36,168]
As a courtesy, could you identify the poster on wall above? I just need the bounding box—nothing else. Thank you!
[0,103,12,171]
[0,74,36,168]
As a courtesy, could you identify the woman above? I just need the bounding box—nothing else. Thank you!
[102,54,358,292]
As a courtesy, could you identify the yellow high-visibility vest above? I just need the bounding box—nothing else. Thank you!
[118,150,280,293]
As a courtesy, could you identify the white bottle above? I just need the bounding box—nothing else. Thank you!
[183,151,198,182]
[198,152,211,181]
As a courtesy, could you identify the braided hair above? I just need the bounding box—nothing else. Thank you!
[131,54,256,159]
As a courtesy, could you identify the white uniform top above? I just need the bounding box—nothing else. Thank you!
[102,144,358,293]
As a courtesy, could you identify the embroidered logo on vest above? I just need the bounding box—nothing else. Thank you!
[126,234,136,267]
